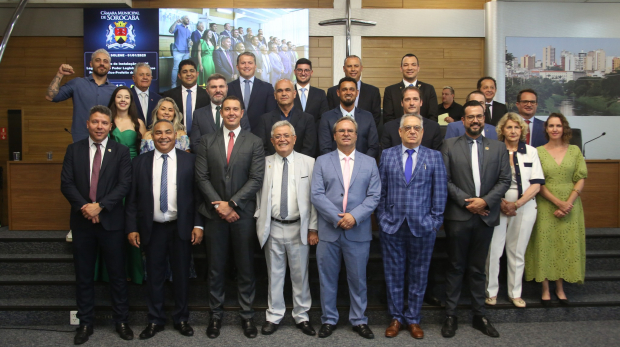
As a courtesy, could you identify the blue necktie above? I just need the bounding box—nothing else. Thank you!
[160,154,168,213]
[300,87,307,111]
[405,149,415,183]
[185,89,192,133]
[243,79,251,110]
[280,157,288,219]
[409,83,414,87]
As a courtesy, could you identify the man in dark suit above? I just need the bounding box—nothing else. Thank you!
[60,105,134,345]
[208,23,219,47]
[227,52,277,133]
[438,86,463,123]
[131,62,161,126]
[381,86,443,151]
[195,96,265,339]
[191,73,250,149]
[255,79,316,157]
[326,55,382,127]
[516,88,546,147]
[477,77,508,126]
[220,23,232,37]
[440,101,511,339]
[126,119,204,340]
[160,59,210,134]
[213,37,236,82]
[383,54,438,123]
[319,77,380,159]
[293,58,329,126]
[190,21,205,66]
[444,91,498,140]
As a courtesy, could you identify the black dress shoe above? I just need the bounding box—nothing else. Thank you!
[206,318,221,338]
[472,315,500,338]
[441,315,458,338]
[296,321,316,336]
[424,295,442,307]
[261,321,279,335]
[541,298,552,307]
[555,291,570,306]
[139,323,164,339]
[74,325,93,345]
[173,321,194,336]
[318,324,337,338]
[352,324,374,339]
[115,322,134,340]
[241,318,258,338]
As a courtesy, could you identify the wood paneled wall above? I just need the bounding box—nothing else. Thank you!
[361,37,485,105]
[309,37,333,91]
[132,0,333,8]
[362,0,488,9]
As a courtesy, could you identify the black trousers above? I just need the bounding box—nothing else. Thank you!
[206,216,256,320]
[72,224,128,325]
[144,221,191,325]
[443,215,494,316]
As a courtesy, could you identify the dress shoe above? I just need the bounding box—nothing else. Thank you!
[261,321,279,335]
[408,324,424,339]
[173,321,194,336]
[74,325,93,345]
[352,324,374,339]
[295,321,316,336]
[485,296,497,305]
[541,298,552,307]
[555,291,570,306]
[385,319,402,338]
[472,315,500,338]
[441,315,458,338]
[318,324,337,338]
[424,295,442,307]
[115,323,134,340]
[241,318,257,338]
[206,318,221,338]
[139,323,164,339]
[511,297,527,308]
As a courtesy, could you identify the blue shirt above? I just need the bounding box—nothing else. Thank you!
[280,106,295,121]
[401,144,419,176]
[52,74,117,142]
[173,24,191,53]
[239,76,255,101]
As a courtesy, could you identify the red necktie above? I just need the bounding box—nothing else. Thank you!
[226,131,235,164]
[89,143,102,202]
[525,120,531,145]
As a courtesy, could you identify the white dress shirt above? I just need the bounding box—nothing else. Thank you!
[211,102,222,126]
[152,149,177,223]
[137,88,150,118]
[182,84,198,126]
[337,149,355,183]
[271,152,299,220]
[403,79,418,87]
[401,144,419,176]
[340,105,355,119]
[239,76,255,101]
[88,136,108,185]
[296,83,310,100]
[223,125,241,154]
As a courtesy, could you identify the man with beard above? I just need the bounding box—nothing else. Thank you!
[191,73,250,149]
[318,77,380,159]
[440,101,510,339]
[444,91,498,140]
[515,88,546,147]
[46,48,117,142]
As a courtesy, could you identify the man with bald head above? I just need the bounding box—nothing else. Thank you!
[255,79,317,157]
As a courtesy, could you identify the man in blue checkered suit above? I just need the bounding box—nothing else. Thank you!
[376,112,447,339]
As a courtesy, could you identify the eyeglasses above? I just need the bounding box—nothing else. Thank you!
[401,125,422,133]
[295,69,312,74]
[519,100,537,105]
[273,134,293,140]
[465,115,485,121]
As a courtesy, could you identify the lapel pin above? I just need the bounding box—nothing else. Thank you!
[485,147,489,151]
[108,149,112,152]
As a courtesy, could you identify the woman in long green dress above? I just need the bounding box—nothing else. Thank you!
[96,86,147,284]
[198,30,216,87]
[524,113,587,305]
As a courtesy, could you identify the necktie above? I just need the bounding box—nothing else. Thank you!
[300,87,307,111]
[280,157,288,219]
[185,89,193,133]
[243,79,251,110]
[342,157,351,213]
[226,131,235,164]
[485,103,492,124]
[140,92,148,119]
[409,83,414,87]
[226,50,233,68]
[471,140,481,197]
[404,148,415,183]
[525,119,531,145]
[160,154,168,213]
[215,105,221,128]
[89,143,102,202]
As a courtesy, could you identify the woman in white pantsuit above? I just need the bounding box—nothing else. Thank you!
[485,113,545,308]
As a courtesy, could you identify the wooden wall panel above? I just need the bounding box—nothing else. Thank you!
[309,37,333,91]
[132,0,332,8]
[361,37,484,105]
[581,161,620,228]
[363,0,488,9]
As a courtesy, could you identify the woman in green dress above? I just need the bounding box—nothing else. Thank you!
[198,30,216,87]
[524,113,587,305]
[99,86,146,284]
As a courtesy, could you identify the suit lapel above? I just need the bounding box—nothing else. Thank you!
[207,107,217,132]
[480,137,490,179]
[247,79,259,109]
[459,136,473,172]
[293,152,302,201]
[98,140,114,178]
[80,140,91,186]
[227,130,246,169]
[349,153,361,188]
[329,151,344,188]
[132,88,145,119]
[217,130,228,166]
[287,108,299,128]
[411,146,427,182]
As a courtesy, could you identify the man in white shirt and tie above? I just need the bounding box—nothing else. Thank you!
[131,63,161,126]
[255,120,318,337]
[293,58,329,127]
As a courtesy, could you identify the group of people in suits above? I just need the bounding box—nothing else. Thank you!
[53,48,587,345]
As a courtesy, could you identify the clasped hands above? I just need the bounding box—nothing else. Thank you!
[212,201,239,223]
[81,203,102,224]
[553,200,573,218]
[500,198,517,217]
[464,197,489,216]
[337,213,356,230]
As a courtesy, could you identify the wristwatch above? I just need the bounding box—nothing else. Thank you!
[98,202,105,210]
[228,200,236,208]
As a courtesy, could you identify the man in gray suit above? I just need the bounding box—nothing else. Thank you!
[255,121,318,337]
[195,95,265,339]
[440,101,511,339]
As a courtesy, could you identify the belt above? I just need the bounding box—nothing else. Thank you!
[271,217,300,224]
[154,220,177,225]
